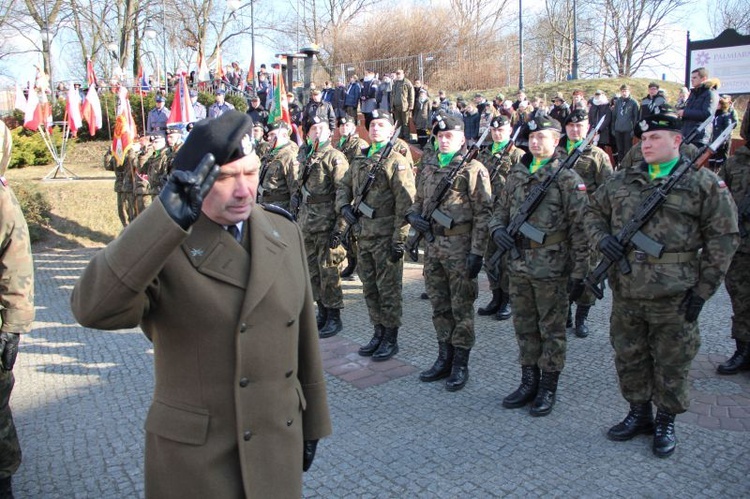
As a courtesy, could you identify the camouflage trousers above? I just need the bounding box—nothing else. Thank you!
[134,194,150,219]
[0,370,21,478]
[304,231,346,309]
[571,251,598,307]
[483,238,509,293]
[116,192,129,228]
[424,234,478,350]
[357,237,403,328]
[725,251,750,342]
[509,275,568,371]
[610,295,700,414]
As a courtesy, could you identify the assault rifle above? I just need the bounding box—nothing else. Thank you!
[405,127,491,262]
[489,127,522,183]
[487,115,606,271]
[682,115,713,146]
[337,125,402,243]
[291,138,320,220]
[584,122,736,299]
[256,136,278,203]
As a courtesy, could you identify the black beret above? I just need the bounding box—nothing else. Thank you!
[565,109,589,126]
[266,120,289,132]
[370,109,394,124]
[526,114,562,133]
[490,115,510,128]
[173,110,255,171]
[634,108,681,138]
[435,114,464,132]
[338,115,355,126]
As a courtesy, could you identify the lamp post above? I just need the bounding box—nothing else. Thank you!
[518,0,524,91]
[145,24,157,86]
[572,0,579,80]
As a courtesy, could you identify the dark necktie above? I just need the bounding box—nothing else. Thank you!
[227,225,240,242]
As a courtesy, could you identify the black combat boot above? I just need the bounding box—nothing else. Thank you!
[445,348,470,391]
[319,308,342,338]
[653,410,677,458]
[529,371,560,417]
[419,342,454,382]
[574,305,591,338]
[316,301,328,329]
[716,339,750,375]
[358,324,385,357]
[478,289,502,316]
[340,256,357,278]
[420,291,429,300]
[372,327,399,361]
[0,476,13,499]
[607,402,655,441]
[502,365,540,408]
[495,291,512,321]
[566,305,573,329]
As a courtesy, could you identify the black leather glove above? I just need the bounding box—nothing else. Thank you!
[406,213,431,233]
[341,205,358,226]
[492,228,515,253]
[679,289,705,323]
[328,231,342,249]
[599,235,625,262]
[568,278,585,302]
[303,439,318,472]
[466,253,483,279]
[0,332,20,371]
[158,153,218,230]
[389,241,405,262]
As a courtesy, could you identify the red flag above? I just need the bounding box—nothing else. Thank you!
[246,55,255,85]
[66,84,83,137]
[112,86,136,165]
[81,83,103,136]
[215,46,225,80]
[86,58,99,87]
[23,90,51,131]
[168,75,196,126]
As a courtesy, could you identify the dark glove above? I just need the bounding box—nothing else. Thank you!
[303,439,318,472]
[568,278,585,302]
[599,235,625,262]
[466,253,483,279]
[290,193,301,215]
[406,213,431,233]
[158,153,218,230]
[492,228,515,253]
[341,205,358,226]
[0,332,20,371]
[389,241,405,262]
[328,231,342,249]
[679,289,705,323]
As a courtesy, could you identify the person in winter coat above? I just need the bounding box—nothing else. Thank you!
[640,82,668,120]
[678,67,720,147]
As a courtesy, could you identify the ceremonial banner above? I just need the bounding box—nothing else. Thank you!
[112,87,136,165]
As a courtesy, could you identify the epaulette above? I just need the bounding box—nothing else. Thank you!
[261,203,295,222]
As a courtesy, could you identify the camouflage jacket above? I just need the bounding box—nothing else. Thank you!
[134,146,153,195]
[121,148,140,192]
[490,154,589,279]
[258,142,299,211]
[393,138,414,170]
[409,152,492,256]
[587,156,739,300]
[113,153,126,192]
[477,142,524,212]
[336,149,416,243]
[146,149,171,195]
[336,134,368,164]
[720,144,750,254]
[255,139,272,160]
[296,142,349,234]
[556,142,613,196]
[0,180,35,334]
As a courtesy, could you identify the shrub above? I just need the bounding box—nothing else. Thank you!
[10,182,52,243]
[8,126,73,169]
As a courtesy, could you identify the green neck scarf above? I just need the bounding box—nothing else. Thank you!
[492,140,509,155]
[438,151,457,168]
[368,141,386,158]
[648,156,679,181]
[529,157,552,174]
[566,138,583,154]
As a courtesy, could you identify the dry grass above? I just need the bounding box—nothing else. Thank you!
[8,140,123,251]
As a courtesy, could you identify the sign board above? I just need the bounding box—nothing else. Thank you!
[686,29,750,94]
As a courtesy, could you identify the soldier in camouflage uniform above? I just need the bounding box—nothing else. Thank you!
[165,126,184,178]
[257,121,299,213]
[337,110,416,361]
[0,120,35,499]
[110,149,129,228]
[252,122,272,159]
[145,135,171,200]
[586,110,739,457]
[716,142,750,374]
[490,114,589,417]
[294,120,349,338]
[335,116,369,279]
[557,109,613,338]
[133,136,154,217]
[407,114,492,392]
[476,115,523,321]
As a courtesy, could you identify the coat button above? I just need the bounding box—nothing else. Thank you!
[239,377,249,387]
[285,370,294,378]
[286,318,295,326]
[243,430,252,441]
[286,419,293,426]
[239,323,247,333]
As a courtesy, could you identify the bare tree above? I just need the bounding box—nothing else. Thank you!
[600,0,689,77]
[709,0,750,36]
[449,0,511,47]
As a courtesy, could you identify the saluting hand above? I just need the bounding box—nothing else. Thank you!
[159,154,219,230]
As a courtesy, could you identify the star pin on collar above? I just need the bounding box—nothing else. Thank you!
[189,248,205,258]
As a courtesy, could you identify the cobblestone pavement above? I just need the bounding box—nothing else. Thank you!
[9,248,749,498]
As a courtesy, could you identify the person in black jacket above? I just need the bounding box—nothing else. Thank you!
[678,67,720,147]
